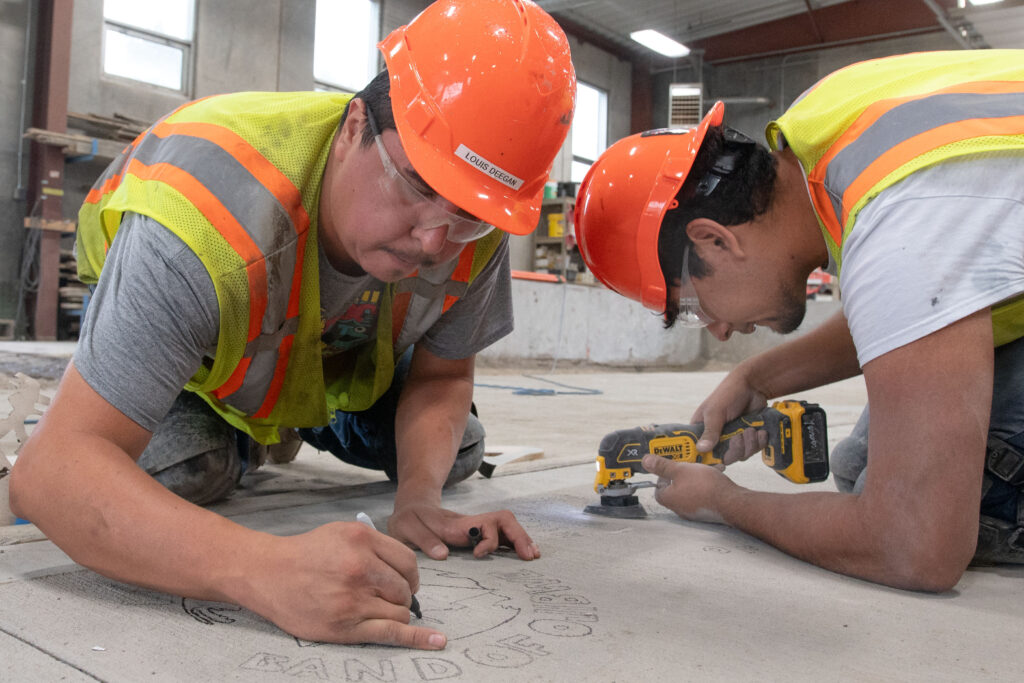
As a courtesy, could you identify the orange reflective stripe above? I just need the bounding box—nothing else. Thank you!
[152,120,309,322]
[806,181,842,245]
[212,356,252,400]
[152,120,309,234]
[441,294,459,312]
[83,101,197,205]
[253,334,294,419]
[85,174,123,205]
[807,80,1024,243]
[125,158,268,343]
[391,291,412,345]
[841,114,1024,227]
[441,245,475,314]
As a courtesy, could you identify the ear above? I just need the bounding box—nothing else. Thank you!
[685,218,746,261]
[335,97,367,151]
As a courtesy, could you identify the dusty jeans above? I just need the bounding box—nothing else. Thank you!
[298,350,486,487]
[139,350,485,504]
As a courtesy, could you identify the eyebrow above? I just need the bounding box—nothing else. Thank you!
[404,166,433,191]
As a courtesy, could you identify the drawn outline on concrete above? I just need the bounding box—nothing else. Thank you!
[182,565,598,680]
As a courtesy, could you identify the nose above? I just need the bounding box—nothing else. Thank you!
[413,219,450,255]
[707,321,732,341]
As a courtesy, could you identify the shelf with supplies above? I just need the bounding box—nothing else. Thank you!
[530,195,594,284]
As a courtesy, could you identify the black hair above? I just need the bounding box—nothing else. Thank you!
[657,126,778,328]
[339,68,396,148]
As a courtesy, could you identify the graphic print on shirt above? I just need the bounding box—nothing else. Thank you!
[321,288,382,356]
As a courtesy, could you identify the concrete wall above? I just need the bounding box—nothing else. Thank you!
[478,278,842,368]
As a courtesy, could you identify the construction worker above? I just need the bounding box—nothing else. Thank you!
[573,50,1024,591]
[10,0,575,648]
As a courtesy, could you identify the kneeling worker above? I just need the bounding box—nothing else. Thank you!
[10,0,575,647]
[574,50,1024,591]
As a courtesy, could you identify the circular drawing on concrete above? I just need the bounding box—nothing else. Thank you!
[181,567,520,642]
[184,562,598,680]
[412,568,521,640]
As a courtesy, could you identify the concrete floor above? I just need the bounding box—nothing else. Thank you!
[2,344,1023,682]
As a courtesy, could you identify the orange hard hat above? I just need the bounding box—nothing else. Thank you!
[380,0,576,236]
[574,102,725,312]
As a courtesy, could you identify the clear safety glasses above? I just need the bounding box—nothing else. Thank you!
[364,106,495,244]
[677,244,713,328]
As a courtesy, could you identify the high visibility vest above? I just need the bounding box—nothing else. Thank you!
[767,50,1024,346]
[77,92,502,443]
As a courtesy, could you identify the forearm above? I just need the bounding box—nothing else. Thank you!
[12,431,270,605]
[393,358,475,506]
[739,311,862,399]
[712,482,922,587]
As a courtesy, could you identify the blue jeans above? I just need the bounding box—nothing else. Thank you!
[297,351,415,481]
[831,333,1024,522]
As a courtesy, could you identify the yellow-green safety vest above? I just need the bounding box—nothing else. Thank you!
[767,49,1024,346]
[78,92,502,443]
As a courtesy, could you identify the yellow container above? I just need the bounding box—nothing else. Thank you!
[547,212,565,237]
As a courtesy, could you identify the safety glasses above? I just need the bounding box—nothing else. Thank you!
[677,243,713,328]
[364,106,495,244]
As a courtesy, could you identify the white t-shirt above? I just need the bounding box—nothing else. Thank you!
[836,151,1024,366]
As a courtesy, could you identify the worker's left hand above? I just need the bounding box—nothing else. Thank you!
[387,502,541,562]
[642,453,733,524]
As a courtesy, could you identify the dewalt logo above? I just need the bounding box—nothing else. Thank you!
[650,436,697,461]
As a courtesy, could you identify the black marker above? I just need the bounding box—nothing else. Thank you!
[357,512,422,619]
[468,526,482,548]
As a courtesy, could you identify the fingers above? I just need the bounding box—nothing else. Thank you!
[722,427,767,465]
[696,418,724,453]
[351,619,447,650]
[360,525,423,595]
[642,453,677,479]
[482,511,540,561]
[391,513,449,560]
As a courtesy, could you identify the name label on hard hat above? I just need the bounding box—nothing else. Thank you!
[455,144,524,191]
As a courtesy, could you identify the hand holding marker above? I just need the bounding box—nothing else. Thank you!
[356,512,422,619]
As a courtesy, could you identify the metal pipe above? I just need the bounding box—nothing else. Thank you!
[802,0,825,43]
[920,0,972,48]
[14,0,34,201]
[716,96,773,106]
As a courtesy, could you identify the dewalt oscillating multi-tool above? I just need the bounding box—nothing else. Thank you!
[584,400,829,518]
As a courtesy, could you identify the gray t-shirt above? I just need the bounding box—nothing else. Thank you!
[75,213,513,431]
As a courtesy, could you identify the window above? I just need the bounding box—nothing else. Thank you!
[571,82,608,184]
[314,0,381,93]
[102,0,195,92]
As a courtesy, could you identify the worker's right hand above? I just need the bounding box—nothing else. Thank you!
[690,371,769,466]
[244,521,446,649]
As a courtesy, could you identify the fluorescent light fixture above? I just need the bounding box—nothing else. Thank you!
[967,0,1004,5]
[630,29,690,58]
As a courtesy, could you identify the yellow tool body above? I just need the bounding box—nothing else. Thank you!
[586,401,829,518]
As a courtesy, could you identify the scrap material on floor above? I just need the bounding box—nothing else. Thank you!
[2,366,1023,682]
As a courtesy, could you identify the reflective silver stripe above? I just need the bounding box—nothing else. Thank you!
[126,126,302,412]
[244,316,300,356]
[393,257,467,352]
[824,91,1024,222]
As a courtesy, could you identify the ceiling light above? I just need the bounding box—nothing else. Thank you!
[967,0,1004,5]
[630,29,690,58]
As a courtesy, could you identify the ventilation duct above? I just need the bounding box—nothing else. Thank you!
[668,83,702,129]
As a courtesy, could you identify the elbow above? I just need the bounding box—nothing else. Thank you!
[7,462,29,520]
[881,533,974,593]
[7,447,45,521]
